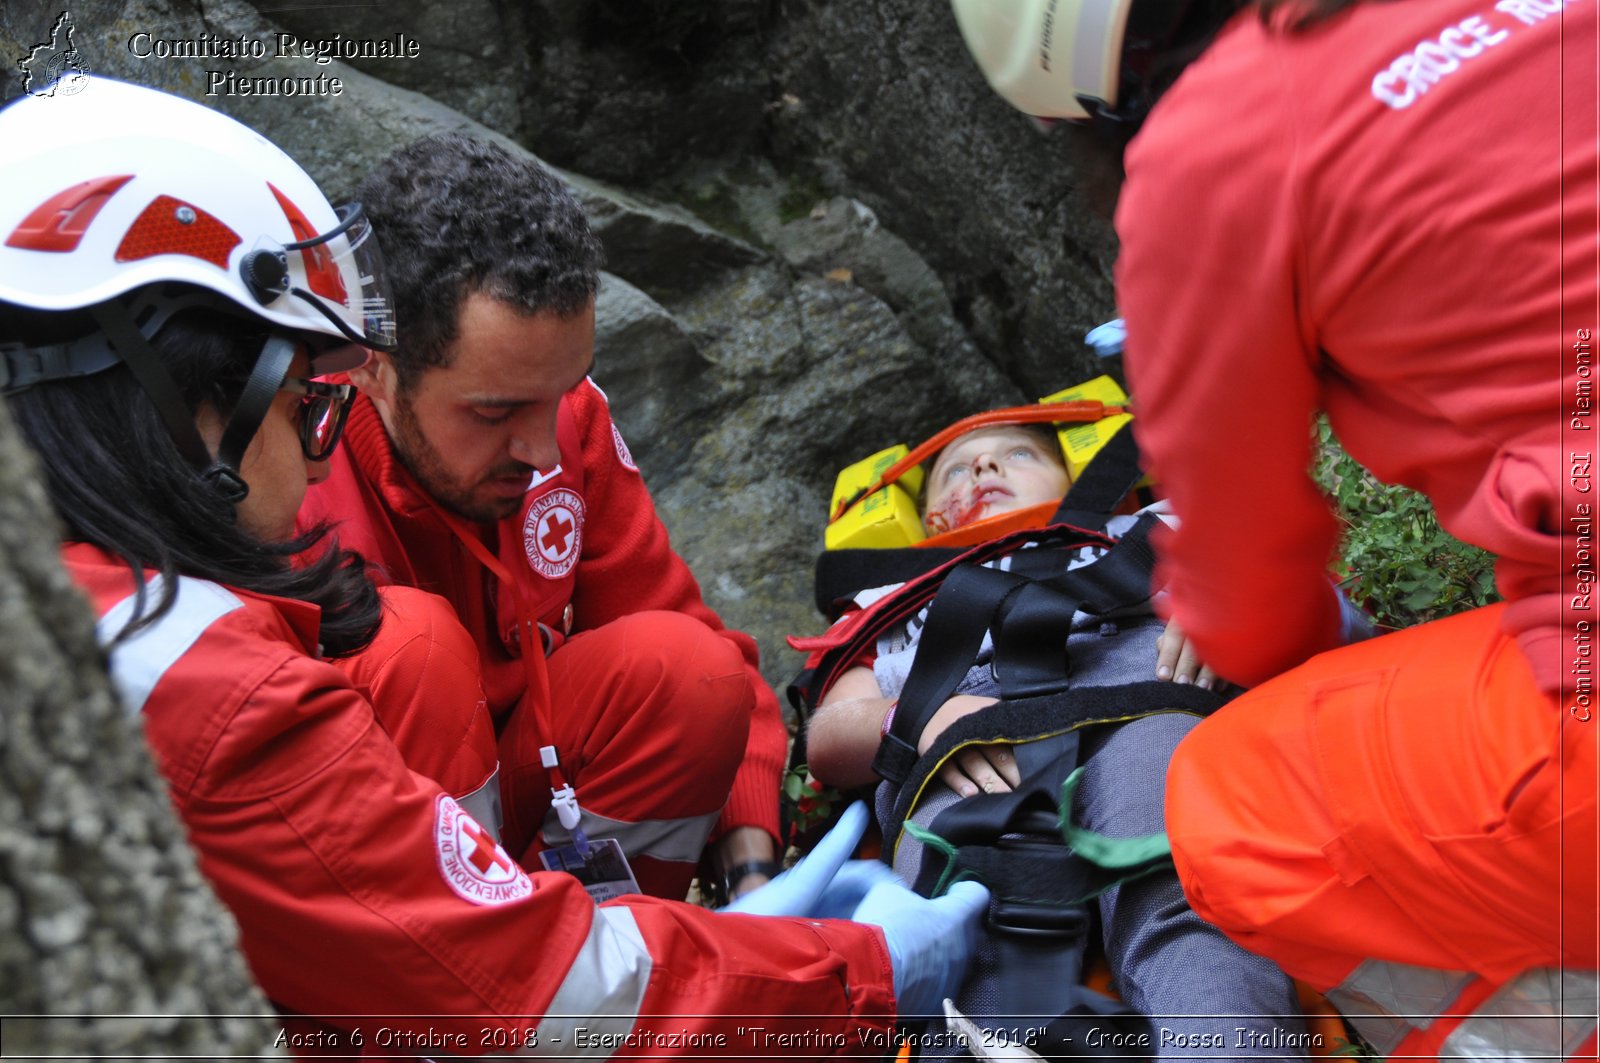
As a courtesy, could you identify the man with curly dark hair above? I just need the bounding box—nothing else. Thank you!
[300,133,787,908]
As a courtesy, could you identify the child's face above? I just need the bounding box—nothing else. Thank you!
[923,425,1071,534]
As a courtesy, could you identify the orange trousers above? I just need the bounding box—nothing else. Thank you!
[1167,603,1597,992]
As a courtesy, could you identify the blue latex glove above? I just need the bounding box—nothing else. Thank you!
[1085,317,1126,358]
[1337,586,1377,644]
[723,802,894,917]
[851,878,990,1018]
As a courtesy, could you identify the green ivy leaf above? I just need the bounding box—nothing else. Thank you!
[1312,417,1499,630]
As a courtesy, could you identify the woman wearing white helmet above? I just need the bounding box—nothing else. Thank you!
[0,77,498,1032]
[0,79,992,1048]
[0,77,396,643]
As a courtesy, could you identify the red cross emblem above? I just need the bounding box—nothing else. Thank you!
[434,795,533,907]
[522,488,584,579]
[540,510,575,560]
[463,818,512,876]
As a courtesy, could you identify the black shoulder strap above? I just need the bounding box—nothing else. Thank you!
[872,562,1029,784]
[1051,421,1144,530]
[797,523,1118,714]
[989,514,1159,698]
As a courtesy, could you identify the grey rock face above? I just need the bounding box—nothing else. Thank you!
[762,0,1124,394]
[592,272,712,476]
[573,173,768,303]
[267,0,532,138]
[460,0,1125,398]
[0,406,279,1053]
[507,1,775,184]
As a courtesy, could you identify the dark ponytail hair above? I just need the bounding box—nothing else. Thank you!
[2,293,382,658]
[1256,0,1378,30]
[1124,0,1380,126]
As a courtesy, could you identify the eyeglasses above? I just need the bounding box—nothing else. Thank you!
[278,376,357,461]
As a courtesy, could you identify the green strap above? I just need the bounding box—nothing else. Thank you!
[901,820,962,897]
[895,767,1172,902]
[1058,767,1173,869]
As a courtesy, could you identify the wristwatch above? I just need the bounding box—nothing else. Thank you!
[722,859,784,900]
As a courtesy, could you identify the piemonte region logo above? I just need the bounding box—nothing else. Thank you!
[17,11,91,98]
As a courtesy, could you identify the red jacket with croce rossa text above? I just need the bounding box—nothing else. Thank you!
[1116,0,1598,693]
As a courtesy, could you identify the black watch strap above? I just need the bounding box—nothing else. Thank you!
[723,859,784,899]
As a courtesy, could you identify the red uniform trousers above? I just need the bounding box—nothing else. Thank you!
[497,609,753,900]
[332,586,500,808]
[1167,604,1598,1058]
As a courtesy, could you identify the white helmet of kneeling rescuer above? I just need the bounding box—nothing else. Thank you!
[0,78,393,499]
[950,0,1227,124]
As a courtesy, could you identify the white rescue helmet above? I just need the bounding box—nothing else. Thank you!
[954,0,1220,124]
[0,77,396,350]
[951,0,1137,121]
[0,78,389,501]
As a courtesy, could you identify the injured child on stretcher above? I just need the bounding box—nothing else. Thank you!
[797,414,1373,1060]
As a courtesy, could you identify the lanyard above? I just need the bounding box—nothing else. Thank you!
[424,495,590,853]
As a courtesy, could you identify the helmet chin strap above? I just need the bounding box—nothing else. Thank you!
[86,298,295,505]
[210,332,296,501]
[88,300,215,473]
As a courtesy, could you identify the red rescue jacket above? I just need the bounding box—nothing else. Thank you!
[69,543,894,1049]
[300,379,787,843]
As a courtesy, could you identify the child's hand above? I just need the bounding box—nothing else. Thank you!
[917,695,1018,798]
[1156,619,1221,690]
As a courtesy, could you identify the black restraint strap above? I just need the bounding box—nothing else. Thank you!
[887,684,1225,834]
[910,735,1160,1039]
[921,777,1176,908]
[1051,421,1145,530]
[873,515,1164,784]
[909,732,1107,1021]
[872,562,1032,784]
[919,728,1081,859]
[801,523,1118,714]
[989,515,1161,699]
[990,578,1082,698]
[814,545,971,615]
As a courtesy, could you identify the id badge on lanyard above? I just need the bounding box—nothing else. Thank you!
[534,741,641,901]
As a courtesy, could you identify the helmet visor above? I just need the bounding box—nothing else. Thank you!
[282,202,398,351]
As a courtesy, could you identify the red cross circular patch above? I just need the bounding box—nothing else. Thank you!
[434,795,533,907]
[521,488,585,580]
